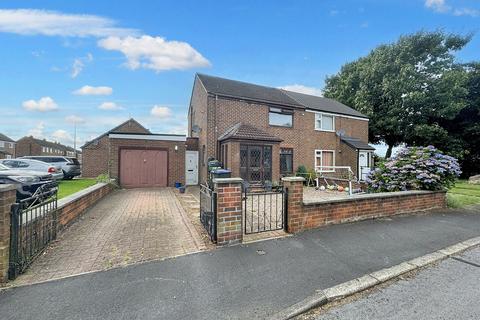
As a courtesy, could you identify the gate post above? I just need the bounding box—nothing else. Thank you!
[0,185,16,283]
[214,178,243,246]
[282,177,305,233]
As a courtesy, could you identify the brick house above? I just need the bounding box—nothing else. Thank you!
[82,118,196,188]
[15,136,79,158]
[0,133,15,159]
[188,74,374,184]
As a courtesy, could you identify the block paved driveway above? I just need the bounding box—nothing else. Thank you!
[13,188,208,285]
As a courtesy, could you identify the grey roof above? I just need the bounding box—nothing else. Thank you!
[282,90,368,119]
[218,123,283,143]
[196,73,368,119]
[197,74,303,107]
[340,136,375,150]
[0,133,14,143]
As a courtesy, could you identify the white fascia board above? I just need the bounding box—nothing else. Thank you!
[305,109,369,121]
[108,134,187,142]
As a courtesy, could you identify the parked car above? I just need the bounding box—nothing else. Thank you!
[0,159,64,181]
[21,156,81,180]
[0,163,57,200]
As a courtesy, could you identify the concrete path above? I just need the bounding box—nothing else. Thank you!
[13,188,207,285]
[1,207,480,319]
[303,245,480,320]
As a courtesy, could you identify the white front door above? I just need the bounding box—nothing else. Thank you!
[358,151,370,181]
[185,150,199,185]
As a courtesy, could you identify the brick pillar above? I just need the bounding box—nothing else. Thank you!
[282,177,305,233]
[0,185,15,282]
[214,178,243,246]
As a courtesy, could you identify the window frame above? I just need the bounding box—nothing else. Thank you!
[315,149,335,172]
[314,113,335,132]
[268,107,294,128]
[279,148,294,175]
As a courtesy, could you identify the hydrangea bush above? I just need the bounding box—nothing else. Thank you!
[366,146,461,192]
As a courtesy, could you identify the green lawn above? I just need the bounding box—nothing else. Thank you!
[57,179,97,199]
[447,180,480,208]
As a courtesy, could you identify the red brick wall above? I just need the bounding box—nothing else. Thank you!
[284,179,447,233]
[215,180,243,246]
[15,137,42,157]
[58,183,114,229]
[0,185,15,282]
[108,139,186,187]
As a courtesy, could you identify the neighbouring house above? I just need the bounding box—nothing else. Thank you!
[81,118,198,188]
[188,73,374,184]
[0,133,15,159]
[15,136,80,158]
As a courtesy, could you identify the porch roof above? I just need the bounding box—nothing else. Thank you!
[218,123,283,143]
[340,136,375,150]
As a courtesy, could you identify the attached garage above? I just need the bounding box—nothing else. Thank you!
[119,149,168,188]
[82,119,199,188]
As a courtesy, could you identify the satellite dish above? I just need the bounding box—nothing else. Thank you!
[192,125,201,134]
[336,129,346,137]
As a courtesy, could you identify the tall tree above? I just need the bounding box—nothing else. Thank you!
[324,31,471,158]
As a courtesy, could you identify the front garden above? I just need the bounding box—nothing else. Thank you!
[447,181,480,208]
[57,178,97,199]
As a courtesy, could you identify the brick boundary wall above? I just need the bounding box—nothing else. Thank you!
[214,178,243,246]
[0,185,15,282]
[282,177,447,233]
[57,182,115,230]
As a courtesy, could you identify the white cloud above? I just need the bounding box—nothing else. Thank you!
[27,122,45,138]
[73,85,112,95]
[150,105,172,119]
[98,35,211,72]
[425,0,479,16]
[99,102,123,110]
[279,84,323,97]
[65,115,85,124]
[52,129,74,144]
[22,96,58,112]
[0,9,137,37]
[71,53,93,78]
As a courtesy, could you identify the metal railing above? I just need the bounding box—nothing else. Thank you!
[199,184,217,242]
[9,187,58,280]
[243,186,286,234]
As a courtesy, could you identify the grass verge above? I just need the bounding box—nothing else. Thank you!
[447,180,480,208]
[58,178,97,199]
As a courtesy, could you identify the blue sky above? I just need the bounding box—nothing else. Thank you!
[0,0,479,151]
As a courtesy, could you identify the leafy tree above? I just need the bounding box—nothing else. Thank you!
[324,31,471,158]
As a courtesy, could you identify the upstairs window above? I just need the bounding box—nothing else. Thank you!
[315,113,335,131]
[269,107,293,127]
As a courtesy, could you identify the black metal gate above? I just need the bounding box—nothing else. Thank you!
[243,186,286,234]
[200,184,217,242]
[9,188,58,280]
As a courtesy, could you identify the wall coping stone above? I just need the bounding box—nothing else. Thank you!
[282,177,306,182]
[58,182,109,209]
[303,190,447,206]
[0,184,16,192]
[213,177,243,184]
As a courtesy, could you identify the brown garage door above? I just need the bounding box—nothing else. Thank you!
[120,149,168,188]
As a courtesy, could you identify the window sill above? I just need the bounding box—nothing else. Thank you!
[314,128,335,132]
[269,124,293,128]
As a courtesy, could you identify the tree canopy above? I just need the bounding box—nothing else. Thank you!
[324,31,472,159]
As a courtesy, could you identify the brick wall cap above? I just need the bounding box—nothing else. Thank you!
[213,177,243,184]
[282,177,306,182]
[58,182,110,208]
[303,190,446,206]
[0,184,16,192]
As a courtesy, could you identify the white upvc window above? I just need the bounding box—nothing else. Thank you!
[0,141,4,148]
[315,150,335,172]
[315,113,335,132]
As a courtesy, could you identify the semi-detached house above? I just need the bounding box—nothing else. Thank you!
[188,73,374,185]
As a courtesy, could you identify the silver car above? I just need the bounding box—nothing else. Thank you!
[21,156,81,180]
[0,159,64,181]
